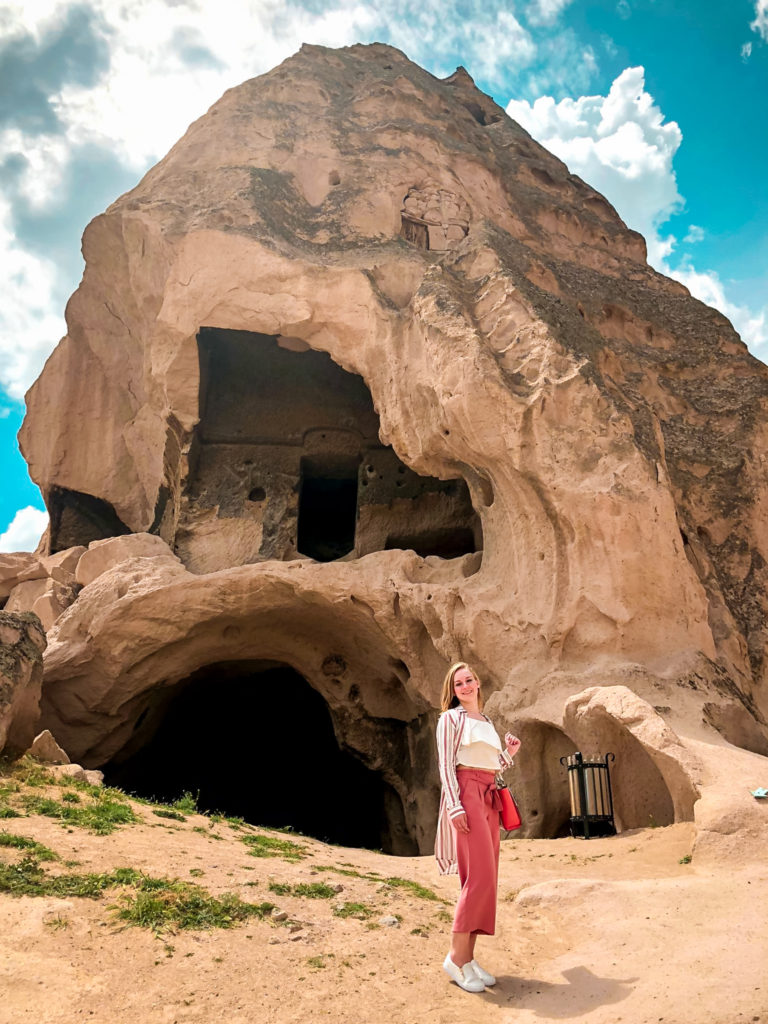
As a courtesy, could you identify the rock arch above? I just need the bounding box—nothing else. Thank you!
[39,553,450,854]
[563,686,700,829]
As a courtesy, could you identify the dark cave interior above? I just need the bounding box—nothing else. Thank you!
[102,662,406,852]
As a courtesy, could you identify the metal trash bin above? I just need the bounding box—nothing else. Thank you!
[559,751,616,839]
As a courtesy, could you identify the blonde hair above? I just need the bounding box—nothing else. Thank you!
[440,661,484,713]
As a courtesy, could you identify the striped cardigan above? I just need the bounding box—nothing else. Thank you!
[435,706,514,875]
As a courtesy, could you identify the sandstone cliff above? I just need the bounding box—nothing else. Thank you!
[15,43,768,855]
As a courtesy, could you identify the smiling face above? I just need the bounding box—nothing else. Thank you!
[453,666,479,708]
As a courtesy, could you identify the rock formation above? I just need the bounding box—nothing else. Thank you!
[0,611,46,758]
[14,42,768,855]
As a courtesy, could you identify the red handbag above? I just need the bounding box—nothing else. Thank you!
[497,781,521,831]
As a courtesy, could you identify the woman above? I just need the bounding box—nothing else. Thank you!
[435,661,521,993]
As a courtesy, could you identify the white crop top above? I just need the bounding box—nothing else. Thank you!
[457,717,503,771]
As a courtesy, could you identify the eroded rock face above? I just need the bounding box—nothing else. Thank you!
[1,546,84,633]
[18,43,768,853]
[0,611,46,758]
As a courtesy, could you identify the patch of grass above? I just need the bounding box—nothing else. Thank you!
[44,914,69,930]
[171,792,198,814]
[0,856,139,899]
[679,854,692,865]
[0,855,275,934]
[268,881,336,900]
[315,865,438,901]
[61,792,80,803]
[306,955,328,969]
[315,865,364,879]
[433,909,453,923]
[0,831,58,861]
[0,806,22,819]
[240,833,307,861]
[72,781,109,799]
[333,901,373,920]
[22,791,137,835]
[193,826,223,840]
[410,926,429,936]
[115,884,274,933]
[189,868,204,878]
[381,876,438,901]
[3,757,54,788]
[153,809,187,822]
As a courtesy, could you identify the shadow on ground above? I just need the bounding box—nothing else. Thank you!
[485,965,637,1017]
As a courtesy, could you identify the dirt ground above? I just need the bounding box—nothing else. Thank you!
[1,779,766,1024]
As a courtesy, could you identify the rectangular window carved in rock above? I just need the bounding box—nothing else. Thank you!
[400,216,429,249]
[297,454,360,562]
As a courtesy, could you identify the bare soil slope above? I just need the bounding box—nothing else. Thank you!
[1,762,765,1024]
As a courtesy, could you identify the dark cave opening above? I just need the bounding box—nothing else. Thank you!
[102,662,397,852]
[385,526,476,559]
[297,455,359,561]
[48,485,131,554]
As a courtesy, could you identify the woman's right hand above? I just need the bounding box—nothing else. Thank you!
[451,812,470,834]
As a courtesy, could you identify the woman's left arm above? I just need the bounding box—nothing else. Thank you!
[499,732,521,768]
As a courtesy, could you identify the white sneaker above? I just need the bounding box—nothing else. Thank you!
[470,960,496,986]
[442,954,485,992]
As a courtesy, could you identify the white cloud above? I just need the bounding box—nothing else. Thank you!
[0,129,70,208]
[526,0,573,27]
[0,505,48,553]
[50,1,367,169]
[524,35,598,96]
[751,0,768,41]
[505,67,768,355]
[0,197,66,399]
[671,263,767,355]
[683,224,705,244]
[741,41,753,60]
[507,66,683,264]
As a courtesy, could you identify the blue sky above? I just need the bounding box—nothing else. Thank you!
[1,0,767,550]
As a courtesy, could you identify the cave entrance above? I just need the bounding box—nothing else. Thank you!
[102,661,402,852]
[297,455,360,561]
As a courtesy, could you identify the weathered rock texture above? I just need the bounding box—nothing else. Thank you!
[0,548,83,632]
[0,612,46,758]
[17,43,768,853]
[28,728,70,764]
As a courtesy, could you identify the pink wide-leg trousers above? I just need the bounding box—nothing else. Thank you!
[452,769,502,935]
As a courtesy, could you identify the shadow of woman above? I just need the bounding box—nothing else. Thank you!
[480,965,638,1018]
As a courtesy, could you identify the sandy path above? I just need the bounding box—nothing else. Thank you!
[1,799,765,1024]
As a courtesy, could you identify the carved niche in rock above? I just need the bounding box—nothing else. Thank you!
[400,185,470,251]
[175,328,481,573]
